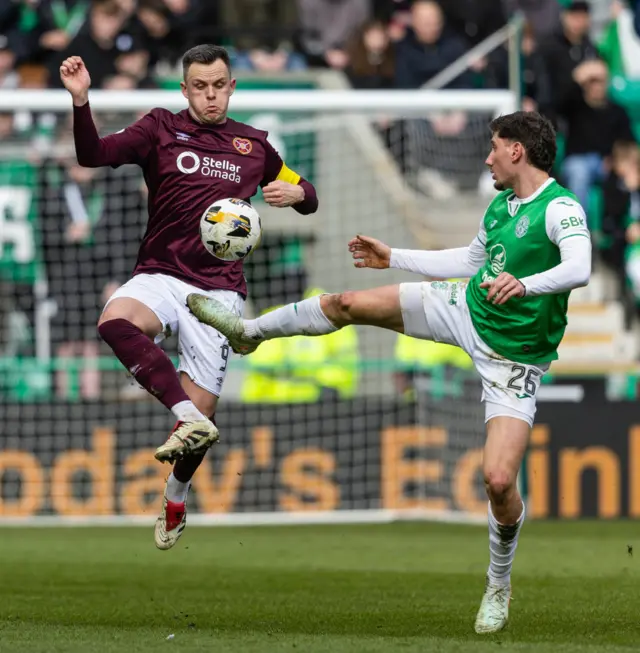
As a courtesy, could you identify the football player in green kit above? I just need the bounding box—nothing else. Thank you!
[187,111,591,634]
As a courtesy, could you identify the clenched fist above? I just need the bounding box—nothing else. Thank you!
[262,180,304,207]
[348,234,391,269]
[60,56,91,106]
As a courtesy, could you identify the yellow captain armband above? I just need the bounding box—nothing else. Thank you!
[276,163,301,185]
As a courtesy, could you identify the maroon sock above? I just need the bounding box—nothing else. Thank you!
[172,415,215,483]
[98,318,190,411]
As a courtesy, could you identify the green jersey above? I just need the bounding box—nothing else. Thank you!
[466,178,590,364]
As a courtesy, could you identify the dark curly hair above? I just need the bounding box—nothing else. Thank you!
[489,111,557,173]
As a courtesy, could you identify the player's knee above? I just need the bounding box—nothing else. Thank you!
[484,468,516,503]
[98,300,160,339]
[98,302,130,328]
[324,291,357,326]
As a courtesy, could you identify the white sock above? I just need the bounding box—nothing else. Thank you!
[487,501,525,588]
[244,295,338,340]
[166,472,190,503]
[171,400,207,423]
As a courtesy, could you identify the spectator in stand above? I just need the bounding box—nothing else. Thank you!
[217,0,303,72]
[599,0,640,80]
[344,18,395,153]
[436,0,508,94]
[136,0,177,67]
[162,0,201,45]
[234,45,307,73]
[441,0,506,47]
[559,59,635,223]
[502,0,561,41]
[601,141,640,297]
[0,33,18,89]
[521,20,553,115]
[345,19,395,89]
[539,1,599,121]
[136,0,202,65]
[0,0,33,65]
[51,0,140,89]
[394,0,484,197]
[296,0,370,69]
[371,0,410,41]
[394,0,473,90]
[35,0,90,65]
[115,43,150,84]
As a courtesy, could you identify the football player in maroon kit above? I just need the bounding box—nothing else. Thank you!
[59,44,318,549]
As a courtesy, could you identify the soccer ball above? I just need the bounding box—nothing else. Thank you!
[199,198,262,262]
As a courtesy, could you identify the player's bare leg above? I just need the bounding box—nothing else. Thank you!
[187,285,405,353]
[97,298,218,462]
[155,375,217,550]
[475,416,529,634]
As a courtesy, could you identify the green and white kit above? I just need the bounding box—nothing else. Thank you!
[394,178,591,426]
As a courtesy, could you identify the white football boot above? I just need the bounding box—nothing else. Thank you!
[186,294,261,355]
[154,419,219,463]
[154,479,188,550]
[474,577,511,634]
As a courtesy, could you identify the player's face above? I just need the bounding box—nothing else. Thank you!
[181,60,236,125]
[485,135,518,191]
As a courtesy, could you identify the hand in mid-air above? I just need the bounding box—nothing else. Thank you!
[348,234,391,269]
[262,180,304,207]
[480,272,525,305]
[59,56,91,105]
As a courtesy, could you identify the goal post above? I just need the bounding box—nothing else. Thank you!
[0,87,515,526]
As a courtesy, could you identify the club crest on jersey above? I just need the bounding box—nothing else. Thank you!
[233,137,252,155]
[489,244,507,275]
[515,215,529,238]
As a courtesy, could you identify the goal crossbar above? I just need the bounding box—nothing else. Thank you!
[0,89,516,114]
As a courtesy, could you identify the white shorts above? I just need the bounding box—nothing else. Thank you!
[399,281,549,427]
[106,273,244,397]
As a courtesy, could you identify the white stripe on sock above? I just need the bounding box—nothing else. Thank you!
[487,501,525,587]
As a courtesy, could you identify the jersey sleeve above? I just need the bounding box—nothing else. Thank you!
[545,196,591,245]
[389,217,487,277]
[73,103,157,168]
[519,196,592,296]
[260,137,301,186]
[259,136,318,215]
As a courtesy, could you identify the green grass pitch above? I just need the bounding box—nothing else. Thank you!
[1,521,638,652]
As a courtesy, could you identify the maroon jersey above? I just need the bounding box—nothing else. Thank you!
[73,104,318,296]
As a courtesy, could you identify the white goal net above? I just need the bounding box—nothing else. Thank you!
[0,88,515,525]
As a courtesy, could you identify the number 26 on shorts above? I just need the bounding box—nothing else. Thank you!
[507,364,541,398]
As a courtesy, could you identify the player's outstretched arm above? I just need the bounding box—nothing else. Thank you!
[349,233,486,277]
[61,56,156,169]
[348,235,391,268]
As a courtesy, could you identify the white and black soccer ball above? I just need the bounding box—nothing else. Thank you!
[199,198,262,262]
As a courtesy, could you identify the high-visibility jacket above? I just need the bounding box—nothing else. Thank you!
[241,289,359,403]
[395,333,473,370]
